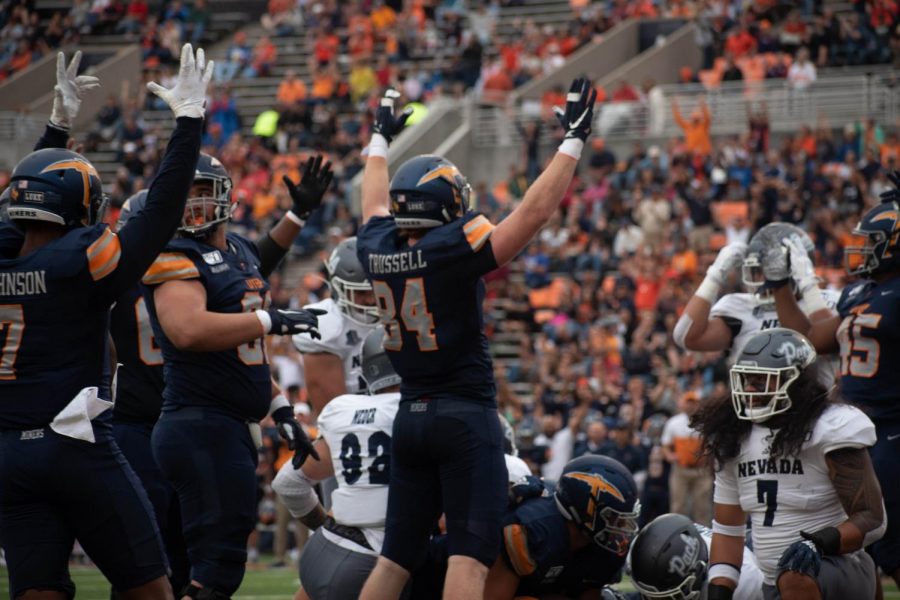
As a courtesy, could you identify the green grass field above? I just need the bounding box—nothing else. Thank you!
[2,565,900,599]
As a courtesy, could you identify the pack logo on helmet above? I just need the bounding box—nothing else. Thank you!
[668,533,701,579]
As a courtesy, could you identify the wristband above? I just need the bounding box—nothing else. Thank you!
[809,527,841,556]
[255,309,272,334]
[708,563,741,585]
[367,133,389,158]
[268,393,290,417]
[707,583,735,600]
[558,138,584,160]
[695,277,721,304]
[285,211,305,227]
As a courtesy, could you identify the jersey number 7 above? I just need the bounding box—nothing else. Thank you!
[0,304,24,380]
[372,279,437,351]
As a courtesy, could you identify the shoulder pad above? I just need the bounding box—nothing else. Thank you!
[84,226,122,281]
[811,404,876,453]
[710,293,755,318]
[316,392,357,432]
[461,213,495,252]
[226,232,260,261]
[502,523,537,576]
[142,251,200,285]
[836,281,875,316]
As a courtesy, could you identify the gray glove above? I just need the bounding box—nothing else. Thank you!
[146,44,213,119]
[50,51,100,130]
[785,236,818,295]
[706,242,748,287]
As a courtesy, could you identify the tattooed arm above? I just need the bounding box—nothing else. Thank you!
[825,447,886,553]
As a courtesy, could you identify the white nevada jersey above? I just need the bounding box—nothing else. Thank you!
[692,523,764,600]
[292,298,378,394]
[318,391,400,554]
[713,404,875,584]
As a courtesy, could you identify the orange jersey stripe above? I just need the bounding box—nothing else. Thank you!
[86,229,122,281]
[464,216,495,252]
[503,524,536,576]
[142,252,200,285]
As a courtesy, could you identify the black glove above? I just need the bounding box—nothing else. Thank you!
[707,583,735,600]
[777,539,822,578]
[509,474,545,505]
[552,77,597,142]
[272,406,320,469]
[267,308,326,338]
[282,154,334,220]
[879,170,900,204]
[800,527,841,556]
[373,89,413,144]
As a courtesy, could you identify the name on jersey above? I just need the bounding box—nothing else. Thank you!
[351,408,376,425]
[0,270,47,296]
[738,457,804,478]
[761,318,779,329]
[367,250,428,274]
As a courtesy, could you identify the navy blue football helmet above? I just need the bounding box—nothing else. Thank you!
[8,148,106,228]
[845,200,900,277]
[389,154,471,228]
[180,153,233,236]
[554,455,641,556]
[116,189,148,231]
[0,187,10,223]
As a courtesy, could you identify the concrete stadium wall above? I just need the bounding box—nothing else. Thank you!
[597,22,702,90]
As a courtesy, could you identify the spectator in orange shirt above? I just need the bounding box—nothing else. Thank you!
[276,69,307,106]
[881,131,900,166]
[246,35,277,77]
[672,97,712,157]
[724,24,757,59]
[312,30,338,67]
[794,124,817,158]
[310,68,336,104]
[482,61,514,104]
[370,0,397,34]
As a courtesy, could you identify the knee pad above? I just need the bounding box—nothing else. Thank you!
[180,583,232,600]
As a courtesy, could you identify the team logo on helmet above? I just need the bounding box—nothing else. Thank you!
[564,472,626,506]
[41,159,100,214]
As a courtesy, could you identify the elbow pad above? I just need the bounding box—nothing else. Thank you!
[272,462,321,518]
[673,313,694,350]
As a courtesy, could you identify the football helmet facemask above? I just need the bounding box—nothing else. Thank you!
[180,153,234,236]
[326,236,379,325]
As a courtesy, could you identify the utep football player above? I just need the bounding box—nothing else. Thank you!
[766,177,900,590]
[692,329,884,600]
[675,224,838,368]
[273,327,401,600]
[142,151,332,599]
[357,79,597,600]
[109,190,189,593]
[0,44,210,600]
[628,513,763,600]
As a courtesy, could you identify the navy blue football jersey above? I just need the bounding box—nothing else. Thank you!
[501,495,624,596]
[836,275,900,421]
[142,232,272,421]
[356,213,498,401]
[0,225,122,428]
[110,283,165,424]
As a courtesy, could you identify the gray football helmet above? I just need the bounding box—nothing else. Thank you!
[326,237,379,325]
[731,327,817,422]
[742,223,814,304]
[361,327,401,394]
[630,513,708,600]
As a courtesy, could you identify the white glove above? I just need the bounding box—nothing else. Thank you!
[762,243,791,284]
[50,51,100,130]
[706,242,748,287]
[785,236,817,295]
[146,44,213,119]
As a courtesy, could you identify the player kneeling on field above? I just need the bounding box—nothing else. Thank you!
[273,327,402,600]
[693,328,885,600]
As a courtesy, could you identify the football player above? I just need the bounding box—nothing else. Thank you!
[693,328,884,600]
[674,224,838,367]
[273,327,400,600]
[629,513,763,600]
[766,181,900,590]
[109,190,189,593]
[143,151,332,598]
[357,79,597,600]
[0,44,209,599]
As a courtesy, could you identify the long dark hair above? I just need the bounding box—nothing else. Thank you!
[691,367,837,467]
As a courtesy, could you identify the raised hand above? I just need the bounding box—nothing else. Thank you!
[282,155,334,221]
[552,77,597,142]
[372,89,413,144]
[706,242,748,287]
[147,44,213,119]
[51,51,100,130]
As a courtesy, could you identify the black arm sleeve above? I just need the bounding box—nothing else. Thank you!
[34,123,70,151]
[256,232,289,279]
[104,117,203,299]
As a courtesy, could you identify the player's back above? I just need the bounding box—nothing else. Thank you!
[836,276,900,420]
[110,283,165,423]
[357,213,498,401]
[143,232,271,421]
[0,225,116,428]
[319,391,400,549]
[721,403,875,583]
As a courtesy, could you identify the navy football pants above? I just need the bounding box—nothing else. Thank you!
[0,426,167,599]
[152,407,258,596]
[869,420,900,575]
[113,420,190,592]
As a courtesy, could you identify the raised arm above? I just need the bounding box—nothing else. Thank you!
[361,89,412,224]
[33,51,101,152]
[256,154,333,277]
[673,242,747,352]
[671,98,687,129]
[490,78,596,267]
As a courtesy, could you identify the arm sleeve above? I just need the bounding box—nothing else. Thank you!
[33,123,70,151]
[98,117,203,300]
[255,232,288,279]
